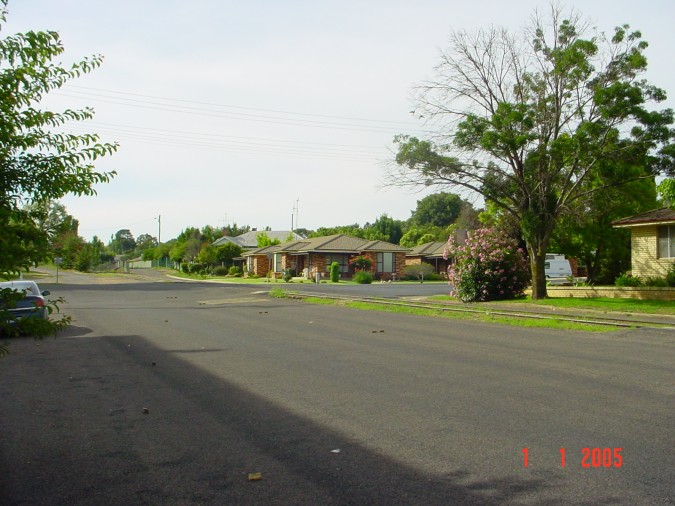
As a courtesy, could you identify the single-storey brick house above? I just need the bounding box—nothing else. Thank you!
[405,242,450,275]
[213,230,304,271]
[612,207,675,278]
[243,234,409,280]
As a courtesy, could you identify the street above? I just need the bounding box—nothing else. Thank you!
[1,275,673,505]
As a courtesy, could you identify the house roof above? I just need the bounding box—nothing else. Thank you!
[243,244,281,256]
[242,234,409,256]
[212,230,302,248]
[611,208,675,228]
[406,241,448,258]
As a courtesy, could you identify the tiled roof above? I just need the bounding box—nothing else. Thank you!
[361,240,409,252]
[310,234,369,252]
[242,234,409,255]
[611,208,675,227]
[406,241,448,257]
[242,244,282,256]
[213,231,302,248]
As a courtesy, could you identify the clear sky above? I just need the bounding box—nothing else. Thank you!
[4,1,674,242]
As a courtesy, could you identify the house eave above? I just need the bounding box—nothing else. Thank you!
[613,220,675,229]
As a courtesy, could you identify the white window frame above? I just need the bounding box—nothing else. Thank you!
[325,254,349,273]
[658,225,675,258]
[377,252,395,273]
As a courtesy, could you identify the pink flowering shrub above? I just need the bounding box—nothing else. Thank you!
[444,228,530,302]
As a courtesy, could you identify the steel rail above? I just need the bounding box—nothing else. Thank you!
[283,292,674,329]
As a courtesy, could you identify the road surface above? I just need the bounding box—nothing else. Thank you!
[0,275,672,504]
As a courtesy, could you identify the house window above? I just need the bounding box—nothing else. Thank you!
[377,252,395,272]
[247,257,253,272]
[658,225,675,258]
[274,253,283,272]
[325,254,349,273]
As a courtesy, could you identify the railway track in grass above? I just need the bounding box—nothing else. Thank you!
[283,292,675,330]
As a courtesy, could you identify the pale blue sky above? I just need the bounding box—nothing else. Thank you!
[5,1,674,241]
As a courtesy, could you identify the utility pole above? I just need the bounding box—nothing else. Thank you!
[155,215,164,268]
[156,215,161,244]
[293,199,299,231]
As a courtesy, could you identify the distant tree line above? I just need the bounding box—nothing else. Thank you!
[35,176,675,285]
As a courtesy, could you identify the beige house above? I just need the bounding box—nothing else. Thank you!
[405,242,450,275]
[612,208,675,278]
[243,234,409,280]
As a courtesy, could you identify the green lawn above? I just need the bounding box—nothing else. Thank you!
[491,296,673,315]
[430,294,674,315]
[296,296,621,332]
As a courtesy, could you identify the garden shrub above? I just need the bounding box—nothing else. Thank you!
[181,262,189,274]
[666,265,675,287]
[614,273,642,287]
[189,263,204,274]
[283,269,293,282]
[353,271,373,284]
[643,276,668,287]
[213,266,228,276]
[228,266,242,276]
[445,228,529,302]
[330,261,340,282]
[350,255,372,271]
[75,250,92,272]
[403,263,435,282]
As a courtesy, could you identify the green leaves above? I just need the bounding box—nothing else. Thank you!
[0,12,117,211]
[393,135,464,179]
[0,4,117,284]
[389,6,673,299]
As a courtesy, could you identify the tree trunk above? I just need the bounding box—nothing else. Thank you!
[529,248,548,299]
[584,248,602,285]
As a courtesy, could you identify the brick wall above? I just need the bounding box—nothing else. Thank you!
[310,254,327,276]
[252,255,270,276]
[363,252,377,274]
[632,226,674,278]
[394,252,406,279]
[546,286,675,301]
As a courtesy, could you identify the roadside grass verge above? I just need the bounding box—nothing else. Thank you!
[430,295,675,315]
[301,296,335,305]
[299,297,618,332]
[170,271,449,286]
[269,287,288,298]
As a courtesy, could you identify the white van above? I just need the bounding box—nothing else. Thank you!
[544,254,572,278]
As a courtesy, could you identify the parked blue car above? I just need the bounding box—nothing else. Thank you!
[0,280,51,322]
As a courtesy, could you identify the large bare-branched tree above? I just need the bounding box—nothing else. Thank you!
[387,6,674,298]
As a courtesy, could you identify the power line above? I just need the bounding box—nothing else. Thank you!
[64,84,422,127]
[84,121,387,150]
[63,124,384,162]
[54,90,422,135]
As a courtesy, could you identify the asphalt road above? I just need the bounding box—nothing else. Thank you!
[1,275,673,505]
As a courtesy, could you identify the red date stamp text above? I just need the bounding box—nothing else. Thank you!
[522,447,623,468]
